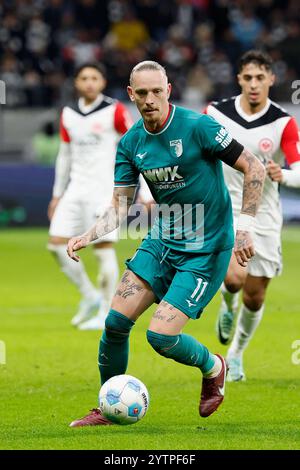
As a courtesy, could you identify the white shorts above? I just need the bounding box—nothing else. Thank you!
[233,213,283,278]
[49,195,119,242]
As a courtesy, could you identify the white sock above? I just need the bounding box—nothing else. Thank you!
[94,247,119,317]
[227,303,265,359]
[48,243,98,300]
[203,355,222,378]
[221,282,239,312]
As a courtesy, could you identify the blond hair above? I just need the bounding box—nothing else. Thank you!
[129,61,168,85]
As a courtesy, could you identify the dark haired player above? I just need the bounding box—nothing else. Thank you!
[48,63,132,330]
[205,50,300,381]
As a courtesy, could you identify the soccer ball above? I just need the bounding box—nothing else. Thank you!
[99,374,150,425]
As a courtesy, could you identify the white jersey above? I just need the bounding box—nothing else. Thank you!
[57,94,132,205]
[206,95,300,234]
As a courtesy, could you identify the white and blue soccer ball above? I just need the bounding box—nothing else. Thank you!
[99,374,150,425]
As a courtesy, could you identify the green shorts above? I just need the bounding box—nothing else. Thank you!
[125,237,232,319]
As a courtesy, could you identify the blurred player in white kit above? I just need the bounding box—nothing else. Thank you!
[205,50,300,380]
[48,63,132,330]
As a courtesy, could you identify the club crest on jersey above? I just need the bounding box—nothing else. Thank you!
[170,139,183,158]
[259,138,273,154]
[92,122,103,134]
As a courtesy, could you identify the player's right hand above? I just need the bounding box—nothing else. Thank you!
[67,236,89,262]
[234,230,255,267]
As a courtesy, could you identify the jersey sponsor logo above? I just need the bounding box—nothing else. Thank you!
[170,139,183,158]
[215,127,232,149]
[143,165,183,184]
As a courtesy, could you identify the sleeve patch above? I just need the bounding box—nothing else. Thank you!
[214,127,233,149]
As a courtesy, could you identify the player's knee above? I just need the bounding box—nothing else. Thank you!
[225,272,244,293]
[47,243,55,253]
[146,330,178,357]
[104,309,134,340]
[48,236,68,246]
[243,292,264,311]
[47,242,64,255]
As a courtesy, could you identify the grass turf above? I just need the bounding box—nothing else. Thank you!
[0,227,300,450]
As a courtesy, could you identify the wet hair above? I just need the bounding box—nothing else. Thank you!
[238,50,273,72]
[74,62,107,79]
[129,61,168,85]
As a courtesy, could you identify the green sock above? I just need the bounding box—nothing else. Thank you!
[98,309,135,385]
[146,330,215,373]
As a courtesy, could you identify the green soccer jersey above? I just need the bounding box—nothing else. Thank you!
[114,104,243,253]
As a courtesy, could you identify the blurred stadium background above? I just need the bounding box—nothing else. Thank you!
[0,0,300,227]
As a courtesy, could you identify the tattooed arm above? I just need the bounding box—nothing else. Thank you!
[233,148,266,216]
[232,149,266,267]
[67,186,136,261]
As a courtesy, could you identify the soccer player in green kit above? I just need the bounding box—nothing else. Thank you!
[67,61,265,426]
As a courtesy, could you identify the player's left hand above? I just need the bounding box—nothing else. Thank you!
[266,160,283,182]
[234,230,255,267]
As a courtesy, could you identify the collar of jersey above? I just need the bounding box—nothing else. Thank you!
[78,94,104,114]
[235,95,271,122]
[143,104,176,135]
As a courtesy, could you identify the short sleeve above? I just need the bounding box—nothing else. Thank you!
[281,117,300,165]
[196,114,243,166]
[114,138,139,187]
[114,101,134,135]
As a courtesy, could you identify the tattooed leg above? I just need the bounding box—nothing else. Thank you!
[149,300,189,335]
[111,270,156,321]
[147,301,219,379]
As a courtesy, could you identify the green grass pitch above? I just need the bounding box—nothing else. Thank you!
[0,227,300,450]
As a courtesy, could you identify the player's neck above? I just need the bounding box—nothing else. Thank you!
[240,95,268,115]
[82,94,102,106]
[78,94,103,114]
